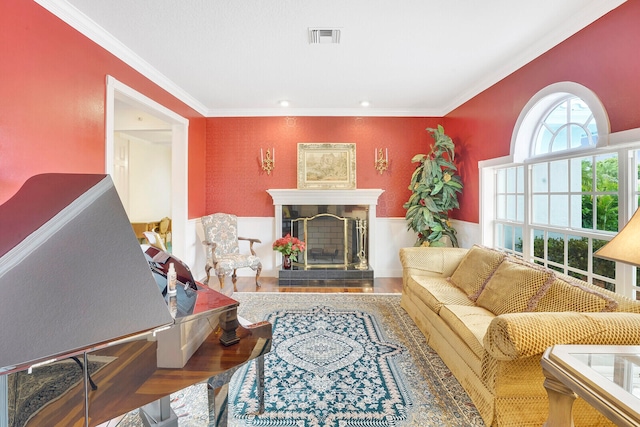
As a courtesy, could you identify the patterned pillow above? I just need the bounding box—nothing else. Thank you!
[475,257,555,315]
[535,277,618,312]
[448,245,506,301]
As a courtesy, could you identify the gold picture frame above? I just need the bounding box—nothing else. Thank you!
[297,143,356,189]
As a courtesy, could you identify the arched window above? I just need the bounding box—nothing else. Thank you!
[532,97,598,155]
[481,82,640,299]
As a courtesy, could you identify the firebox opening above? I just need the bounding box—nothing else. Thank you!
[282,204,368,267]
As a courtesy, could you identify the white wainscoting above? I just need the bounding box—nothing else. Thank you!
[183,217,480,280]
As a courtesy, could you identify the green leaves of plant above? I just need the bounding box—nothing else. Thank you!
[404,125,463,247]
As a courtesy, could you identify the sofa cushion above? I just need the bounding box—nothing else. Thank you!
[535,277,619,312]
[448,245,506,301]
[408,275,474,314]
[475,257,555,315]
[439,305,495,359]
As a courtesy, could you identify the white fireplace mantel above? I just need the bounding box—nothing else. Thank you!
[267,189,384,272]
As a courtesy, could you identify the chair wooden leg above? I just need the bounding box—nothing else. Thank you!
[217,273,225,289]
[255,263,262,287]
[205,265,212,284]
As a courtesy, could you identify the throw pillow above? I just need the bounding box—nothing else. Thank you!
[535,276,619,312]
[448,245,506,301]
[475,257,555,315]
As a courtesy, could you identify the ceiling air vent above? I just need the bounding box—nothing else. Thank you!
[308,28,341,44]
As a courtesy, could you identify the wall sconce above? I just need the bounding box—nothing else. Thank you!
[374,148,388,174]
[261,148,275,175]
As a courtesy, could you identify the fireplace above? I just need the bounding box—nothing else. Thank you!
[268,189,383,285]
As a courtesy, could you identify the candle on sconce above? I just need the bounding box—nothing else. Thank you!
[386,148,388,161]
[261,148,264,163]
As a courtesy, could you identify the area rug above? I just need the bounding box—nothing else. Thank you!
[7,355,114,427]
[118,293,485,427]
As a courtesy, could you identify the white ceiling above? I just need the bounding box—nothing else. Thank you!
[41,0,625,117]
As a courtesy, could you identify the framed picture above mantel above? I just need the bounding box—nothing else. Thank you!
[297,143,356,190]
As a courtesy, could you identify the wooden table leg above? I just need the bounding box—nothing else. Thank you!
[543,368,577,427]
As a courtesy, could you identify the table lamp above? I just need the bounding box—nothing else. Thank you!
[594,207,640,266]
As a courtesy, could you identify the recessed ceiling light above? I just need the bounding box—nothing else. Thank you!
[360,101,370,107]
[279,100,290,107]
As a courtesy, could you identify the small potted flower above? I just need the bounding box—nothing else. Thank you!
[272,234,306,269]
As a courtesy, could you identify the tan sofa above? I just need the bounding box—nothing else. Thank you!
[399,245,640,427]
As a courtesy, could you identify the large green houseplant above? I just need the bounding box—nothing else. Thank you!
[403,125,463,247]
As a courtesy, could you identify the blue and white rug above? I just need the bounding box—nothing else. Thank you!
[117,293,484,426]
[231,305,409,426]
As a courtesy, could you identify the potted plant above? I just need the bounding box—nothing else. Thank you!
[403,125,463,247]
[273,234,306,269]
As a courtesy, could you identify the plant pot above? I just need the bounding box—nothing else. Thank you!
[283,255,292,270]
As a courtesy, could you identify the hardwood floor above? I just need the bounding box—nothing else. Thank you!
[227,276,403,293]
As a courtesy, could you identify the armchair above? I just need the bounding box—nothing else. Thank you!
[201,213,262,288]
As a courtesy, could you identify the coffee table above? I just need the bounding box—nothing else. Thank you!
[541,344,640,427]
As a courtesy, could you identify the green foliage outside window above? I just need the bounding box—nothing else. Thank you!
[580,157,618,231]
[531,235,615,291]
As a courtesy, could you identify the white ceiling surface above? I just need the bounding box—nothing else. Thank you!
[48,0,624,117]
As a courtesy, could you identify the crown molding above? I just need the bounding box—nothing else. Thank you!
[34,0,208,116]
[205,107,443,118]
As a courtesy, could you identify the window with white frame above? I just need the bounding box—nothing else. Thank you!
[483,82,640,299]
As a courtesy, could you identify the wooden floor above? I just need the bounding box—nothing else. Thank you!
[227,276,403,293]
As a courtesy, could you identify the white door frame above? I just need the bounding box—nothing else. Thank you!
[105,75,189,260]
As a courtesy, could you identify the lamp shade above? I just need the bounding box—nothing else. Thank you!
[594,207,640,267]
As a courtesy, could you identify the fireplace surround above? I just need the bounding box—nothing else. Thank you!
[268,189,384,284]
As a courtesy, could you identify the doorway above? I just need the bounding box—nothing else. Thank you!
[105,76,189,260]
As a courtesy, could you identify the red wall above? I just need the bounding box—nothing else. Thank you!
[0,0,207,218]
[205,116,442,217]
[444,0,640,223]
[3,0,639,226]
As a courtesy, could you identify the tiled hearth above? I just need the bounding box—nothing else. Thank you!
[278,266,374,287]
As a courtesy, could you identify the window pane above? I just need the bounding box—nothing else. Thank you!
[533,229,544,258]
[581,194,594,229]
[506,167,516,193]
[580,157,593,192]
[567,235,588,271]
[545,103,566,131]
[569,271,588,281]
[570,195,583,228]
[595,154,618,192]
[593,239,615,280]
[570,157,586,192]
[514,227,523,253]
[496,169,506,193]
[549,195,568,227]
[504,225,513,250]
[550,160,568,192]
[495,223,503,248]
[595,195,618,232]
[569,123,588,149]
[517,195,524,222]
[552,126,569,152]
[517,166,524,193]
[548,232,565,264]
[532,163,548,193]
[497,195,506,219]
[532,195,548,224]
[569,98,591,124]
[506,195,516,221]
[535,128,553,155]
